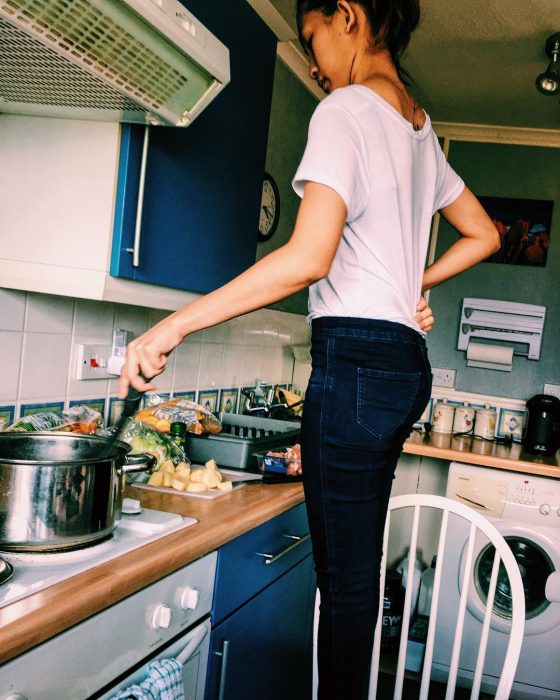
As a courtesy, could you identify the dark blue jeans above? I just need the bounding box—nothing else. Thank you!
[301,317,432,700]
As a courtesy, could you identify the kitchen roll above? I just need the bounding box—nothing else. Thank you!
[466,341,513,371]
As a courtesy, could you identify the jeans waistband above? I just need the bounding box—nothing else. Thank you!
[311,316,426,347]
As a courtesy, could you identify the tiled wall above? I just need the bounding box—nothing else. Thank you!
[0,289,311,427]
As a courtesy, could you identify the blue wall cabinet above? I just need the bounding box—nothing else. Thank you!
[111,0,277,294]
[206,504,316,700]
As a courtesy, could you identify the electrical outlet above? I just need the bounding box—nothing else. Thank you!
[76,344,112,380]
[432,367,456,388]
[544,383,560,399]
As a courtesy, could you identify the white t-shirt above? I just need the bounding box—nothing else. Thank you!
[292,84,464,332]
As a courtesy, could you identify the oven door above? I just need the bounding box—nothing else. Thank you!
[95,618,211,700]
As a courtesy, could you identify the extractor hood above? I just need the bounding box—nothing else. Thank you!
[0,0,230,126]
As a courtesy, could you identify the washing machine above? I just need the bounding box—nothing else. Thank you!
[431,462,560,700]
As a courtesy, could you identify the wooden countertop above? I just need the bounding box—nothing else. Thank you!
[403,430,560,478]
[2,431,557,666]
[0,480,305,665]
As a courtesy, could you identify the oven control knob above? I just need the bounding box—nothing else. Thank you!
[178,586,200,610]
[539,503,551,516]
[150,603,172,629]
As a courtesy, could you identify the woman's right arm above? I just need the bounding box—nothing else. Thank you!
[422,186,501,291]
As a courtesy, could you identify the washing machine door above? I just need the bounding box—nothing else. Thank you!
[459,521,560,635]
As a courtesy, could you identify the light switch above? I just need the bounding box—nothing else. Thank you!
[75,344,112,380]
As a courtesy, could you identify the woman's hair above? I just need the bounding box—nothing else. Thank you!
[296,0,420,84]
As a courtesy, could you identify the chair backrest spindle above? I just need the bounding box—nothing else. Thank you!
[312,494,525,700]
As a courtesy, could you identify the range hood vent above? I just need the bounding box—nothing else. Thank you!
[0,0,230,126]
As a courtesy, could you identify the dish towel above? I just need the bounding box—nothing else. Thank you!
[109,658,184,700]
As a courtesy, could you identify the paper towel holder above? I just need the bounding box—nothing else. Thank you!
[457,298,546,363]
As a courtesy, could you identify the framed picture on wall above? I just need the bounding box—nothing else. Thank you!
[478,196,553,267]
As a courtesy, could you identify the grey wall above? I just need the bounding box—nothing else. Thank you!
[257,59,318,315]
[427,140,560,400]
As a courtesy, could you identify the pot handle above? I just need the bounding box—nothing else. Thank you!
[122,453,157,475]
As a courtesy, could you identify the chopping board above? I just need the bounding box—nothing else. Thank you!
[133,468,263,500]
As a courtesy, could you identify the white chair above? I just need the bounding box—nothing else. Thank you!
[312,493,525,700]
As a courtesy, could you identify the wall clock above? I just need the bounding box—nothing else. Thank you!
[258,172,280,242]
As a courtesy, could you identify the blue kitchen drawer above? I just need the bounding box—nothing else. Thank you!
[212,503,312,625]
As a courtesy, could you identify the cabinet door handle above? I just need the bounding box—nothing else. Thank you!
[213,638,230,700]
[255,533,310,565]
[126,125,150,268]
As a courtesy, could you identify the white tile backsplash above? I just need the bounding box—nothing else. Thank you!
[0,290,302,422]
[172,338,203,391]
[25,293,74,333]
[19,333,72,399]
[0,289,26,331]
[114,304,150,337]
[197,342,224,389]
[74,299,115,341]
[0,332,23,402]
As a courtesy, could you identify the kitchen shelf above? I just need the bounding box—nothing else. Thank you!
[404,431,560,479]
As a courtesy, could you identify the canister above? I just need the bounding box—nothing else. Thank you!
[432,399,455,433]
[474,404,497,440]
[453,402,475,434]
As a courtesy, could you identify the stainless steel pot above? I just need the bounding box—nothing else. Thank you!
[0,432,155,552]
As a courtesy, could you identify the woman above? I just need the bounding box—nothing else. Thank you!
[119,1,500,697]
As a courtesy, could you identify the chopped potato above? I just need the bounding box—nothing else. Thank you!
[189,468,206,483]
[147,470,164,487]
[145,457,229,495]
[186,482,207,493]
[202,471,220,489]
[175,463,191,479]
[171,476,189,491]
[161,460,175,474]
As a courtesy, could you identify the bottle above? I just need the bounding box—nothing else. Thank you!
[396,549,423,617]
[169,421,187,450]
[417,555,437,617]
[381,570,405,652]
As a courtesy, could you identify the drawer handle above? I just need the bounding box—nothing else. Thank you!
[213,639,230,700]
[255,533,311,565]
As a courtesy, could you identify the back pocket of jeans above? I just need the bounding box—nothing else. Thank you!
[357,367,421,440]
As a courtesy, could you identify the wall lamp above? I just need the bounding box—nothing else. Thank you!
[536,33,560,95]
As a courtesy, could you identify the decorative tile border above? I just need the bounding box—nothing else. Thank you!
[174,390,197,402]
[219,388,239,414]
[0,404,15,430]
[198,389,219,413]
[496,407,525,441]
[21,401,64,417]
[108,397,125,426]
[69,398,107,425]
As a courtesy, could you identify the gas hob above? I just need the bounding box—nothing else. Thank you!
[0,506,197,609]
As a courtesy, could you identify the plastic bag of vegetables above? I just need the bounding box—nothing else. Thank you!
[97,420,189,482]
[135,393,222,435]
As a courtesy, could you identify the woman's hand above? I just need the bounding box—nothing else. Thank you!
[118,314,185,397]
[415,296,434,333]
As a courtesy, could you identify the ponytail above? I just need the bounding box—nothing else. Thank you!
[296,0,420,84]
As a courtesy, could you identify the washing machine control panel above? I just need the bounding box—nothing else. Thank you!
[448,463,560,528]
[503,479,560,526]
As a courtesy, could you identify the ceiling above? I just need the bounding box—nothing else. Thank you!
[267,0,560,130]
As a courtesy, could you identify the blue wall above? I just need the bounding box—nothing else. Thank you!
[427,140,560,400]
